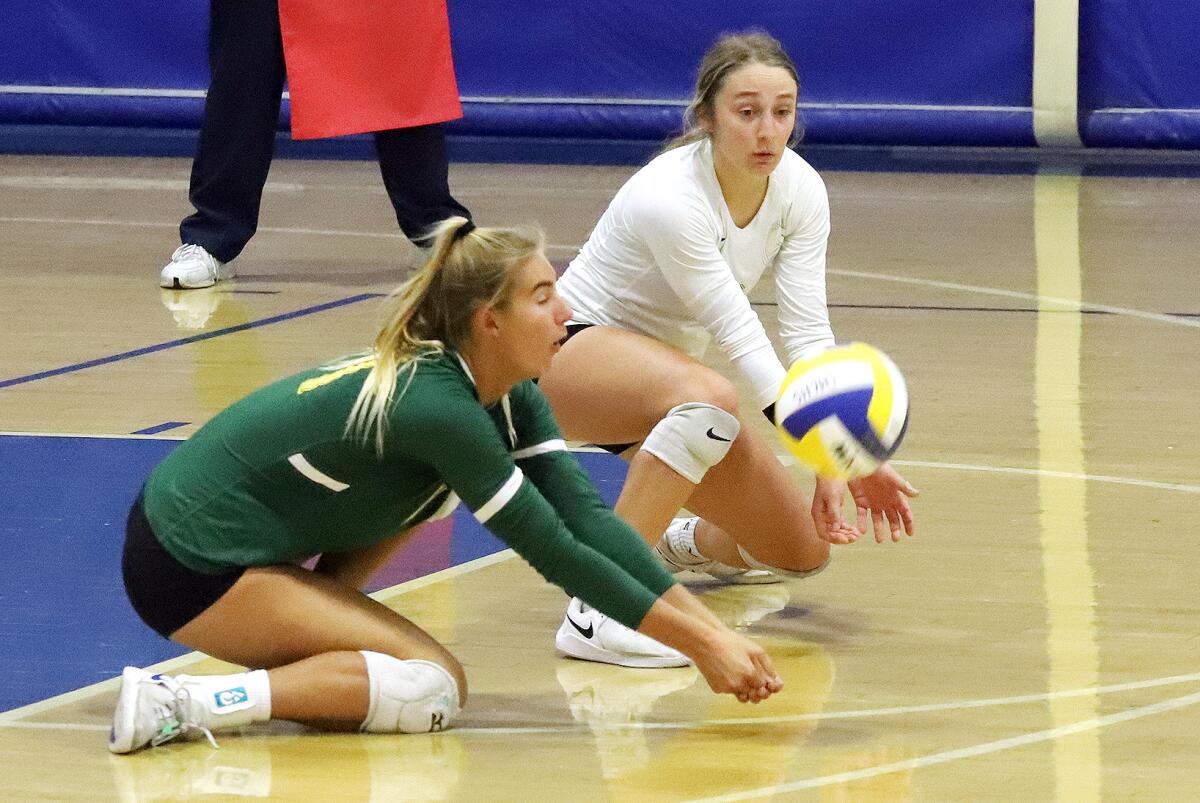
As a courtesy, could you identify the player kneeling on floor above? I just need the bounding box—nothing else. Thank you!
[109,218,782,754]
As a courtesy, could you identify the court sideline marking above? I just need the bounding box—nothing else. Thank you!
[4,430,1196,497]
[0,293,383,390]
[692,690,1200,800]
[2,215,1197,330]
[6,661,1199,735]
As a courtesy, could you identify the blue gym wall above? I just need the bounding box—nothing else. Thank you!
[2,1,1199,150]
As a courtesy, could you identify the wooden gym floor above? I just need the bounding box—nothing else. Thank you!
[0,152,1198,801]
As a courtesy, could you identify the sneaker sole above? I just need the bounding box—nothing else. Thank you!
[161,276,214,290]
[702,568,784,585]
[159,265,234,290]
[555,628,691,669]
[107,667,145,754]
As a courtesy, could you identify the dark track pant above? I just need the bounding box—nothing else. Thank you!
[180,0,470,263]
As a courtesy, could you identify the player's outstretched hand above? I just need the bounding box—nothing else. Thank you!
[847,463,919,543]
[812,476,862,544]
[695,630,783,703]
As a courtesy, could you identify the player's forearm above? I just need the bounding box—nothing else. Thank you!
[657,583,728,631]
[636,593,724,662]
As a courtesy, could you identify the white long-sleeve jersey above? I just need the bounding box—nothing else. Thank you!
[557,138,836,411]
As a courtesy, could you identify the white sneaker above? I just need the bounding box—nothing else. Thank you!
[108,667,218,754]
[555,598,691,668]
[655,517,781,585]
[159,244,233,289]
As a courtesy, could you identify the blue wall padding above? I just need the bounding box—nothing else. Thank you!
[1078,0,1200,148]
[6,0,1200,148]
[448,1,1032,107]
[5,1,1035,147]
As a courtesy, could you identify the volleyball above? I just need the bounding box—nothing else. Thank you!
[774,342,909,479]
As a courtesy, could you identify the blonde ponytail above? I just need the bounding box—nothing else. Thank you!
[346,217,544,454]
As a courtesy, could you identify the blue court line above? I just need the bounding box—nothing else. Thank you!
[0,293,383,390]
[130,421,189,435]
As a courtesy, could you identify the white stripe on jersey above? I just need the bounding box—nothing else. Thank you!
[511,439,567,460]
[287,453,349,492]
[473,467,524,523]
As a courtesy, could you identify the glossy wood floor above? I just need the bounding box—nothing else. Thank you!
[2,153,1199,801]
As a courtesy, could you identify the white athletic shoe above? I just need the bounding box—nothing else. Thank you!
[555,598,691,668]
[159,244,233,289]
[655,517,781,585]
[108,667,218,754]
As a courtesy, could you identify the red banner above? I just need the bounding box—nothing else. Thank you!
[279,0,463,140]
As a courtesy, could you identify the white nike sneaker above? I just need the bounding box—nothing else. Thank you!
[655,517,781,585]
[159,244,233,289]
[108,667,218,754]
[555,598,691,668]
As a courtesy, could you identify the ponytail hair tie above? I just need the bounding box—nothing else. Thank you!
[451,220,476,243]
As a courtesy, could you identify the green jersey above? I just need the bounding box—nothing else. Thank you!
[143,351,675,629]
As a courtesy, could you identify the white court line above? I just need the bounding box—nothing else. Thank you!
[0,550,514,723]
[890,458,1200,495]
[13,667,1199,735]
[776,453,1200,496]
[0,215,575,253]
[4,430,1193,494]
[0,215,400,240]
[3,210,1192,329]
[830,266,1200,329]
[446,670,1200,736]
[691,690,1200,801]
[0,177,305,192]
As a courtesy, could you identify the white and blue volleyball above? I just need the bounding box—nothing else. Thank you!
[774,342,909,479]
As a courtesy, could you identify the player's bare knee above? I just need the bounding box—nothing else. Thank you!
[671,369,739,417]
[359,651,463,734]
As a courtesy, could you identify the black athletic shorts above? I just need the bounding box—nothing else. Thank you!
[122,493,245,639]
[560,322,638,456]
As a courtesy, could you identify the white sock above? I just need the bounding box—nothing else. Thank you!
[664,517,708,565]
[177,670,272,731]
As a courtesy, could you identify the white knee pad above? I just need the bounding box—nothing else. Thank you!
[360,651,460,734]
[640,402,741,484]
[736,546,831,580]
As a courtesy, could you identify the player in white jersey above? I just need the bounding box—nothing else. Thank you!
[540,31,920,664]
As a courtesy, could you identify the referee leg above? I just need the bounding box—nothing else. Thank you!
[374,123,472,247]
[180,0,287,263]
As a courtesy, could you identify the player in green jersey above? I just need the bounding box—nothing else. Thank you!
[109,217,782,754]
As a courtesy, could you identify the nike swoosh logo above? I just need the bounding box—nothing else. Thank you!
[566,612,593,639]
[706,427,732,442]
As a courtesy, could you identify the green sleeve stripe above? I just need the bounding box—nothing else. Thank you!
[472,466,524,523]
[286,453,349,492]
[512,439,567,460]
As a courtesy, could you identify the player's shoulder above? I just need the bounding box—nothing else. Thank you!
[507,378,552,412]
[623,143,717,225]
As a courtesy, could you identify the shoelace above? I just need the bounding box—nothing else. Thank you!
[149,677,219,750]
[173,244,211,262]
